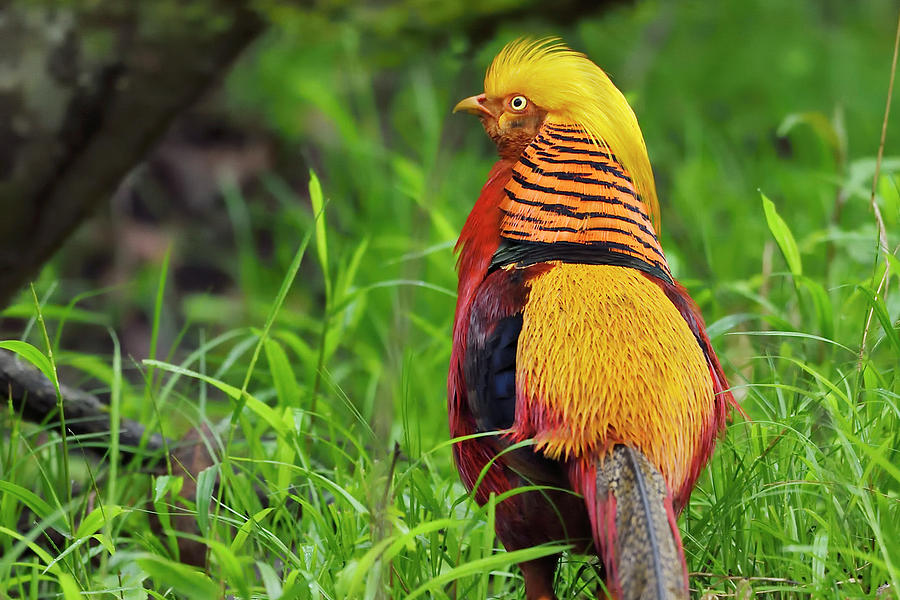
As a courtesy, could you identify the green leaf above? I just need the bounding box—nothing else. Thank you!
[0,340,55,384]
[338,518,455,597]
[857,286,900,355]
[231,508,274,553]
[0,303,108,326]
[309,169,329,282]
[196,464,220,536]
[265,338,300,407]
[75,504,126,539]
[92,533,116,555]
[144,360,242,400]
[143,360,287,436]
[404,544,570,600]
[57,572,82,600]
[735,578,754,600]
[761,192,802,276]
[0,481,54,521]
[797,275,834,340]
[777,111,844,161]
[232,220,312,424]
[205,539,248,598]
[0,524,54,565]
[257,561,282,599]
[154,475,183,503]
[879,173,899,228]
[57,351,124,388]
[136,555,219,599]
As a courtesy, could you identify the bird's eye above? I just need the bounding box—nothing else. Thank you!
[509,95,528,111]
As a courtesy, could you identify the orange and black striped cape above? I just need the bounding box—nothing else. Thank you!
[497,122,671,282]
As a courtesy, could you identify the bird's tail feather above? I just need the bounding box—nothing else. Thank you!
[572,445,688,600]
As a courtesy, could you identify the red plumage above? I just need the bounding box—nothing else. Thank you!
[449,39,738,599]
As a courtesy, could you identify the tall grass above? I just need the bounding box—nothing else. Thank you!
[1,1,899,598]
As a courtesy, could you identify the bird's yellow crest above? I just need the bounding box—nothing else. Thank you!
[485,38,661,231]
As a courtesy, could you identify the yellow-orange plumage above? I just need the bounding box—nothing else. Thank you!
[450,37,736,600]
[511,263,713,494]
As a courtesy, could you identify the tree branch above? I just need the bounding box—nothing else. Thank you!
[0,348,166,461]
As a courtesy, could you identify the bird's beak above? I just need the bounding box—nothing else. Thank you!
[453,94,493,118]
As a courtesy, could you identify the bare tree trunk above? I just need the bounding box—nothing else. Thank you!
[0,0,263,308]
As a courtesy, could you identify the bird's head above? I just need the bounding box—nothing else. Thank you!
[454,38,659,229]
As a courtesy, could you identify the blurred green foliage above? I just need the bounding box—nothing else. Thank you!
[1,0,899,597]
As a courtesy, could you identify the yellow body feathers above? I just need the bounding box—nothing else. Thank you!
[513,264,713,490]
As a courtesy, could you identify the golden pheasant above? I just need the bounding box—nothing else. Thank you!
[448,38,736,599]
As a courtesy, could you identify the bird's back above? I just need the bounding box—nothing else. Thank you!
[511,262,715,497]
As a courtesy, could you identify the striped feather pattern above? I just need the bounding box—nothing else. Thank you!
[499,120,671,279]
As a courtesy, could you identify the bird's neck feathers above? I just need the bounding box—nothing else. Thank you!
[497,121,672,280]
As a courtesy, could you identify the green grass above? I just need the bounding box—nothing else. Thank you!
[1,1,900,598]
